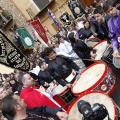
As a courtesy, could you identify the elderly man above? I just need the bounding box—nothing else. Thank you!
[1,93,68,120]
[19,72,65,110]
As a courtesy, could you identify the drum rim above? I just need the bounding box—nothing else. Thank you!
[72,61,108,95]
[87,37,101,42]
[90,40,107,60]
[54,85,69,95]
[67,91,117,120]
[92,40,107,48]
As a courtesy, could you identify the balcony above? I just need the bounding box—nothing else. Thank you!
[0,10,13,30]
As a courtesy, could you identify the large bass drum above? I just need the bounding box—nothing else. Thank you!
[67,91,118,120]
[72,61,116,95]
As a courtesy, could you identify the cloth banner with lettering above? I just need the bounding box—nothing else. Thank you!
[0,30,30,71]
[16,27,34,49]
[59,12,72,26]
[28,18,48,43]
[68,0,85,19]
[47,9,61,28]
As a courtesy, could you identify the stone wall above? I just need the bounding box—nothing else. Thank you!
[0,0,33,41]
[0,0,39,54]
[0,0,27,27]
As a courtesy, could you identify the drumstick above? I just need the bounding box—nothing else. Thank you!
[82,58,97,62]
[101,45,111,57]
[72,74,81,87]
[72,79,78,86]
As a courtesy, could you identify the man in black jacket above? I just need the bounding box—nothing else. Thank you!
[94,6,111,45]
[1,93,68,120]
[94,6,113,64]
[44,47,80,88]
[38,61,55,86]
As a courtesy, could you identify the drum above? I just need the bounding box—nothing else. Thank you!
[101,46,113,64]
[86,37,101,47]
[74,58,86,71]
[72,61,116,95]
[67,91,118,120]
[92,40,107,60]
[53,85,76,110]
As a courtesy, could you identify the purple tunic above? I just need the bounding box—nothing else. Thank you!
[108,10,120,50]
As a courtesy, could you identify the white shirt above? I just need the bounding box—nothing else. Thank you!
[54,48,72,58]
[77,21,84,29]
[29,65,40,75]
[59,41,73,54]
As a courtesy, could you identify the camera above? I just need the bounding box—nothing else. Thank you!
[77,100,110,120]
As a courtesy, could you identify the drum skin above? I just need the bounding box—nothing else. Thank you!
[86,37,101,47]
[67,91,118,120]
[92,40,107,60]
[72,61,116,96]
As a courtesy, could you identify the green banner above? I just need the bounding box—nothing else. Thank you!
[16,27,34,49]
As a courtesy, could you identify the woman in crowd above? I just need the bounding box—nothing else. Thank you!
[68,32,96,66]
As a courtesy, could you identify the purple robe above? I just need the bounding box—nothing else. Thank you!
[108,10,120,50]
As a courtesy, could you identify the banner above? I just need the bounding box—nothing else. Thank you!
[0,30,30,71]
[47,9,61,28]
[26,21,37,41]
[28,17,48,43]
[59,12,72,26]
[16,27,34,49]
[68,0,85,19]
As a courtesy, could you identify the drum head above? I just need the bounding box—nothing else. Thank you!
[86,41,99,47]
[53,85,67,95]
[93,41,107,60]
[68,92,116,120]
[72,63,106,94]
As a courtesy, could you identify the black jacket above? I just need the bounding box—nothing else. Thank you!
[38,69,54,85]
[4,106,61,120]
[26,106,60,120]
[98,15,111,44]
[72,39,92,59]
[48,55,79,86]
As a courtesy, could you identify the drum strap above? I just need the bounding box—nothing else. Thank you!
[65,69,76,82]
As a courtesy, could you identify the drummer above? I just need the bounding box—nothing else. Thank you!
[103,0,120,58]
[68,32,96,66]
[38,61,55,86]
[94,6,111,46]
[43,47,80,88]
[94,6,113,64]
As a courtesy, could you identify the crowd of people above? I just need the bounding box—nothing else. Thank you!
[0,0,120,119]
